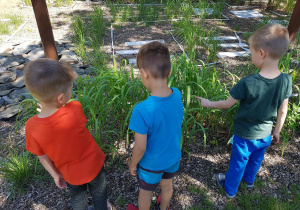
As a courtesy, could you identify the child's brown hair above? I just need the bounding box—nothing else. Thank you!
[249,23,289,59]
[136,41,171,79]
[24,59,78,103]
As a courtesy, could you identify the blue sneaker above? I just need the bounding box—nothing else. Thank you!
[242,178,254,188]
[215,173,235,199]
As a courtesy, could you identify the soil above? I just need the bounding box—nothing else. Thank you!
[1,1,299,210]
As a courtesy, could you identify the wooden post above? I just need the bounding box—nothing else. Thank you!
[288,0,300,42]
[31,0,58,60]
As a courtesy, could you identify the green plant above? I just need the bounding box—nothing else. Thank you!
[115,194,128,206]
[0,22,9,35]
[5,14,23,28]
[0,150,39,193]
[23,0,31,6]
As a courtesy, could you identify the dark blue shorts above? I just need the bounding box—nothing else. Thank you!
[137,161,180,191]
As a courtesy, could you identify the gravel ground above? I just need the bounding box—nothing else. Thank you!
[1,1,299,210]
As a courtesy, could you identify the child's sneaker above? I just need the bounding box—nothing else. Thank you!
[242,178,254,188]
[215,173,235,199]
[156,194,169,210]
[127,204,139,210]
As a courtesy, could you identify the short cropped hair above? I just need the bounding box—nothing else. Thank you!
[136,41,171,79]
[249,23,289,59]
[24,59,78,103]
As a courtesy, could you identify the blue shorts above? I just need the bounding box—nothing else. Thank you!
[137,161,180,191]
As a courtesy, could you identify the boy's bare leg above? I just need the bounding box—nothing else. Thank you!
[138,189,152,210]
[159,179,173,210]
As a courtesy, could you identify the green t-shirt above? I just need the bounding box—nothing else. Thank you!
[229,73,292,139]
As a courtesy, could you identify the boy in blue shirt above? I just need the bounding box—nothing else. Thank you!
[196,23,292,198]
[128,41,183,210]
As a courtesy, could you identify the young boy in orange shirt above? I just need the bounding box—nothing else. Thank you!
[24,59,109,210]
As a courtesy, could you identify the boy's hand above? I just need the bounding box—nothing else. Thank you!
[195,96,211,107]
[129,162,137,176]
[54,173,67,189]
[272,132,280,144]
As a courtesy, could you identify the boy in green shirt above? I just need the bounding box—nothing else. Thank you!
[196,23,292,198]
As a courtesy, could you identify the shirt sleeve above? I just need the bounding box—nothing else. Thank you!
[25,122,45,156]
[285,74,293,98]
[229,78,245,100]
[129,107,148,135]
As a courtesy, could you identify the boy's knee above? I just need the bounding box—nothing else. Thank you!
[159,179,173,189]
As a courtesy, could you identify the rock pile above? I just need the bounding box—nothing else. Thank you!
[0,39,91,120]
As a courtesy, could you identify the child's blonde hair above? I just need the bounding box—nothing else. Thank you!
[136,41,171,79]
[249,23,289,59]
[24,59,78,103]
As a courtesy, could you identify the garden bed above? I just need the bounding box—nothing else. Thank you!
[1,1,300,210]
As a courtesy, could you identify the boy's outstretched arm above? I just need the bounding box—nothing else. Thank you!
[129,133,147,176]
[272,98,289,144]
[195,96,238,109]
[38,154,67,189]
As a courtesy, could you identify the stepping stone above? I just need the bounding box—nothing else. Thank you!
[116,49,139,55]
[218,43,249,48]
[217,51,250,58]
[267,19,289,26]
[195,8,214,15]
[125,40,165,46]
[230,10,264,18]
[128,55,174,65]
[212,36,237,41]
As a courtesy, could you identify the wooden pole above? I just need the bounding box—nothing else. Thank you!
[288,0,300,42]
[31,0,58,60]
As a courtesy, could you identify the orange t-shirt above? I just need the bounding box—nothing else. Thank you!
[25,101,105,185]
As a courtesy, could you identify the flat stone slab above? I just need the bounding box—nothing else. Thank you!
[13,41,37,56]
[26,48,45,60]
[217,51,250,58]
[0,56,25,68]
[116,49,139,55]
[195,8,214,15]
[125,40,165,46]
[0,105,21,119]
[13,76,25,88]
[230,10,264,18]
[213,36,237,41]
[129,55,174,65]
[219,43,249,48]
[267,19,289,26]
[0,71,17,84]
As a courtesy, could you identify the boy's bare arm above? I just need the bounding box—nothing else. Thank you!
[272,98,289,144]
[38,154,67,188]
[195,96,238,109]
[129,133,147,176]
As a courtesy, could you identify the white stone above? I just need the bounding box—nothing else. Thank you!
[212,36,237,41]
[217,51,250,58]
[128,55,174,65]
[230,10,264,18]
[195,8,214,15]
[116,49,139,55]
[125,40,165,46]
[218,43,249,48]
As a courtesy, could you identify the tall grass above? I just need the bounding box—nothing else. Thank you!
[0,150,39,193]
[72,6,107,66]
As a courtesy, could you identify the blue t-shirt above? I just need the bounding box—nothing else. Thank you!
[129,87,183,171]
